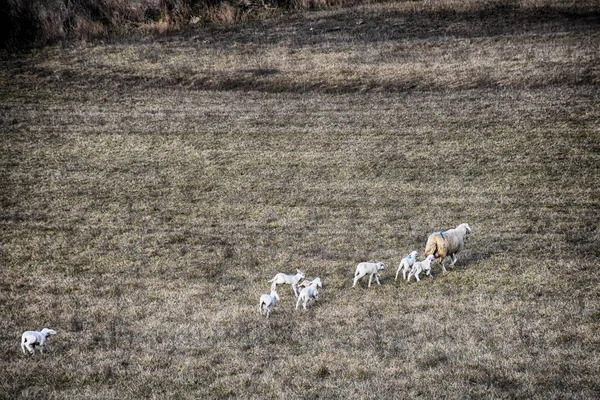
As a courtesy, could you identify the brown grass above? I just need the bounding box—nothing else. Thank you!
[1,0,599,398]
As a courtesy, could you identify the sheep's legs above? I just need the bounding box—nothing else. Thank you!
[352,274,364,287]
[368,274,373,287]
[25,342,35,354]
[441,258,448,274]
[21,342,32,354]
[449,254,457,268]
[395,268,401,281]
[374,274,381,285]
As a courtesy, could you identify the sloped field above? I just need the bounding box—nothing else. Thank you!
[1,1,599,398]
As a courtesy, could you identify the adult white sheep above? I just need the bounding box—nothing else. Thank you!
[258,289,280,318]
[407,254,435,282]
[395,250,418,281]
[352,262,385,288]
[269,269,305,297]
[21,328,57,355]
[296,278,322,310]
[424,223,472,273]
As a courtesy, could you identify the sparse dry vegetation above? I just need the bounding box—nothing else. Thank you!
[1,0,599,398]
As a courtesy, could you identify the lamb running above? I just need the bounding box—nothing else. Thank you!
[269,269,305,297]
[258,289,280,318]
[424,223,472,273]
[407,254,435,282]
[296,277,322,310]
[352,262,385,288]
[21,328,57,355]
[395,250,418,281]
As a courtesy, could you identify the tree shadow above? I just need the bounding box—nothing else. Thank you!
[204,2,599,48]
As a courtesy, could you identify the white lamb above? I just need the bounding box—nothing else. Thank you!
[295,277,322,310]
[395,250,418,281]
[407,254,435,282]
[269,269,305,297]
[258,289,280,318]
[352,262,385,288]
[21,328,57,355]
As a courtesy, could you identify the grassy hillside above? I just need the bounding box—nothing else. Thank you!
[1,0,599,398]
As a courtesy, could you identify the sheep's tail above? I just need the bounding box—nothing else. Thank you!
[424,235,439,258]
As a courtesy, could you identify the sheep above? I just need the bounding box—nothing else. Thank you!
[296,278,322,310]
[395,250,419,281]
[21,328,57,355]
[258,289,280,318]
[406,254,435,282]
[352,262,385,288]
[268,269,305,297]
[424,223,472,273]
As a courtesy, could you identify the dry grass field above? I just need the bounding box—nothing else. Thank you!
[1,0,599,398]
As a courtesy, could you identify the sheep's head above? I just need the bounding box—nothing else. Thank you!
[426,254,435,261]
[457,223,472,236]
[296,269,305,279]
[377,262,385,271]
[41,328,57,336]
[409,250,418,259]
[313,277,322,288]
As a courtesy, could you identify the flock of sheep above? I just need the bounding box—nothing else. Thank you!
[258,223,472,317]
[21,223,472,353]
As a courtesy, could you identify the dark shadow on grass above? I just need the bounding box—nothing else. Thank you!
[241,68,280,77]
[190,2,599,48]
[2,3,598,94]
[17,63,598,95]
